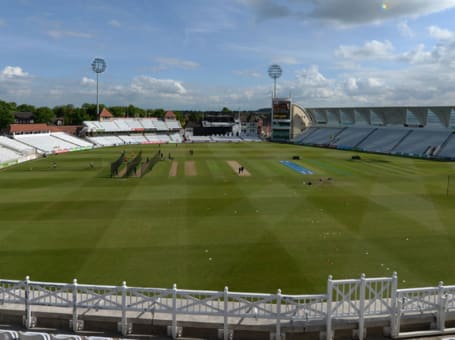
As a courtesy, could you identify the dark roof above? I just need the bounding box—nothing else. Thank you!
[14,112,34,119]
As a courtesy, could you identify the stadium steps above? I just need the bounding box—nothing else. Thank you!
[353,127,378,149]
[295,127,318,143]
[390,129,413,152]
[51,134,79,148]
[433,132,454,156]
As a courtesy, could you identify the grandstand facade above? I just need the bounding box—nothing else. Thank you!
[293,106,455,160]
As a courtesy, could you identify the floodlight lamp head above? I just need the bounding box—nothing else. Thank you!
[91,58,106,74]
[268,64,282,80]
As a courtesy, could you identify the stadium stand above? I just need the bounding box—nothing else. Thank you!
[14,134,81,154]
[51,132,93,149]
[165,120,181,130]
[138,118,156,130]
[392,129,452,156]
[0,147,22,163]
[0,136,35,154]
[356,128,409,153]
[300,127,343,145]
[332,127,376,149]
[295,106,455,160]
[437,134,455,160]
[86,135,124,147]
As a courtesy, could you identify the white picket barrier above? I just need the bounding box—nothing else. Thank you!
[2,274,455,339]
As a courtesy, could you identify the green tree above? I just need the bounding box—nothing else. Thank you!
[0,100,14,130]
[109,106,127,117]
[154,108,165,118]
[35,107,55,124]
[221,107,231,113]
[16,104,35,113]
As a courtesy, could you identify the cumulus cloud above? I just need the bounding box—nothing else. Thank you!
[81,77,96,86]
[130,76,187,96]
[399,44,433,64]
[428,25,454,40]
[335,40,394,60]
[1,66,29,79]
[47,30,93,39]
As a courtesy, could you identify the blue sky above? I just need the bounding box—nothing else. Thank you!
[1,0,455,110]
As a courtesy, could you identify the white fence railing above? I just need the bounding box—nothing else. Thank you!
[1,274,455,339]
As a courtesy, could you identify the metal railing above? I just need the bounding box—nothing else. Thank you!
[1,273,455,339]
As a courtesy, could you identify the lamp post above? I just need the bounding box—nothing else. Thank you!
[91,58,107,119]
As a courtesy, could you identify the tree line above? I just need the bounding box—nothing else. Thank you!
[0,99,185,130]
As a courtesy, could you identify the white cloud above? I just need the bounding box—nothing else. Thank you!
[153,57,200,72]
[398,21,415,38]
[81,77,96,86]
[428,25,454,40]
[1,66,29,79]
[335,40,394,60]
[399,44,433,64]
[130,76,187,96]
[47,30,93,39]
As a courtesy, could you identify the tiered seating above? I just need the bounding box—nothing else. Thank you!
[99,121,121,132]
[86,135,124,147]
[332,127,376,149]
[15,134,79,153]
[294,127,318,144]
[124,119,143,130]
[436,134,455,159]
[0,136,35,154]
[144,133,171,143]
[0,146,22,163]
[117,135,149,144]
[165,120,181,130]
[153,120,167,131]
[357,128,408,153]
[393,130,452,155]
[138,118,156,130]
[52,132,93,148]
[113,120,130,131]
[301,127,343,145]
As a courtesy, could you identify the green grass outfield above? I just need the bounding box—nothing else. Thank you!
[1,142,455,294]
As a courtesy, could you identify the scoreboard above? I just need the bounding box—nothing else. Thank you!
[271,98,292,142]
[272,99,291,120]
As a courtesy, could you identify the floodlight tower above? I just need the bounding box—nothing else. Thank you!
[91,57,107,119]
[268,64,282,98]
